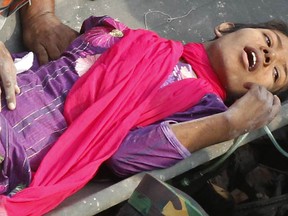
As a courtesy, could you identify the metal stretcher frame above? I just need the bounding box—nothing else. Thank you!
[48,102,288,215]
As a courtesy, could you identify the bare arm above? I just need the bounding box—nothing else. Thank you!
[170,112,232,152]
[20,0,78,64]
[170,83,281,152]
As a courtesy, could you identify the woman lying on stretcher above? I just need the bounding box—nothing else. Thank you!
[0,15,287,215]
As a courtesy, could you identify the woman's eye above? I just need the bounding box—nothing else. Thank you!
[265,34,272,47]
[273,67,279,82]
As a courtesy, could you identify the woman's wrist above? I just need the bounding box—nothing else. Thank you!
[169,112,237,152]
[223,110,248,139]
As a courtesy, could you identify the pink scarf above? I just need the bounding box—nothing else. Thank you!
[1,29,225,215]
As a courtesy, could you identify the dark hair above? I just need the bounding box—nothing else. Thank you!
[220,19,288,37]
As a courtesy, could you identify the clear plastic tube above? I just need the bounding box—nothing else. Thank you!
[200,132,249,175]
[264,125,288,158]
[200,125,288,176]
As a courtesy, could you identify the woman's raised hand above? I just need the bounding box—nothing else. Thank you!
[225,83,281,136]
[0,42,20,111]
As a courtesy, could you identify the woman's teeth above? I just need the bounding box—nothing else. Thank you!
[251,52,256,67]
[248,50,257,69]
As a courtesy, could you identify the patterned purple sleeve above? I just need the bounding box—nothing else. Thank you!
[106,121,190,178]
[106,94,228,177]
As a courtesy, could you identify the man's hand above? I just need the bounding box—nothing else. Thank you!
[0,42,20,110]
[22,13,78,65]
[20,0,78,65]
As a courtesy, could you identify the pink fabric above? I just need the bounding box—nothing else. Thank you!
[1,29,225,215]
[183,43,226,99]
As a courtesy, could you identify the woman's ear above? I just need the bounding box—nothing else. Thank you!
[214,22,235,38]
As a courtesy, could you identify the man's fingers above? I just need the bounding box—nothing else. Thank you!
[0,83,20,111]
[34,45,49,65]
[15,84,20,94]
[0,41,20,111]
[45,43,61,60]
[6,97,16,110]
[3,84,20,110]
[0,88,2,111]
[3,80,16,110]
[0,63,19,110]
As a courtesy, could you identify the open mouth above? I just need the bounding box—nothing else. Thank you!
[244,48,257,71]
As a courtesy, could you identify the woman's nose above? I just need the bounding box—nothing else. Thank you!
[262,47,276,66]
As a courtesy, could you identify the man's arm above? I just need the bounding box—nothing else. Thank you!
[20,0,55,20]
[20,0,78,64]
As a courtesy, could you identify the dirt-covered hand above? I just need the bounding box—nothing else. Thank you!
[225,83,281,136]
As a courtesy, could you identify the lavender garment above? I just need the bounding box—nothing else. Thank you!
[0,16,126,194]
[106,94,227,177]
[0,16,227,194]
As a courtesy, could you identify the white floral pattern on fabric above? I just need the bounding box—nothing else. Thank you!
[161,62,197,88]
[180,66,194,79]
[75,54,100,77]
[84,18,127,48]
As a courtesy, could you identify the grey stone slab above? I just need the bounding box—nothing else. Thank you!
[55,0,288,44]
[2,0,288,52]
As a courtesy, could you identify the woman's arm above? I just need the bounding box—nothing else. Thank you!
[170,83,281,152]
[106,94,226,177]
[107,84,280,177]
[20,0,78,65]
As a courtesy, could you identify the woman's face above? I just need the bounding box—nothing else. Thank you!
[205,23,288,97]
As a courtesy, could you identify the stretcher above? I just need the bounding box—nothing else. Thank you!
[48,101,288,215]
[0,0,287,215]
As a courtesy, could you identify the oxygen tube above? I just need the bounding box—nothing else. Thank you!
[203,125,288,176]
